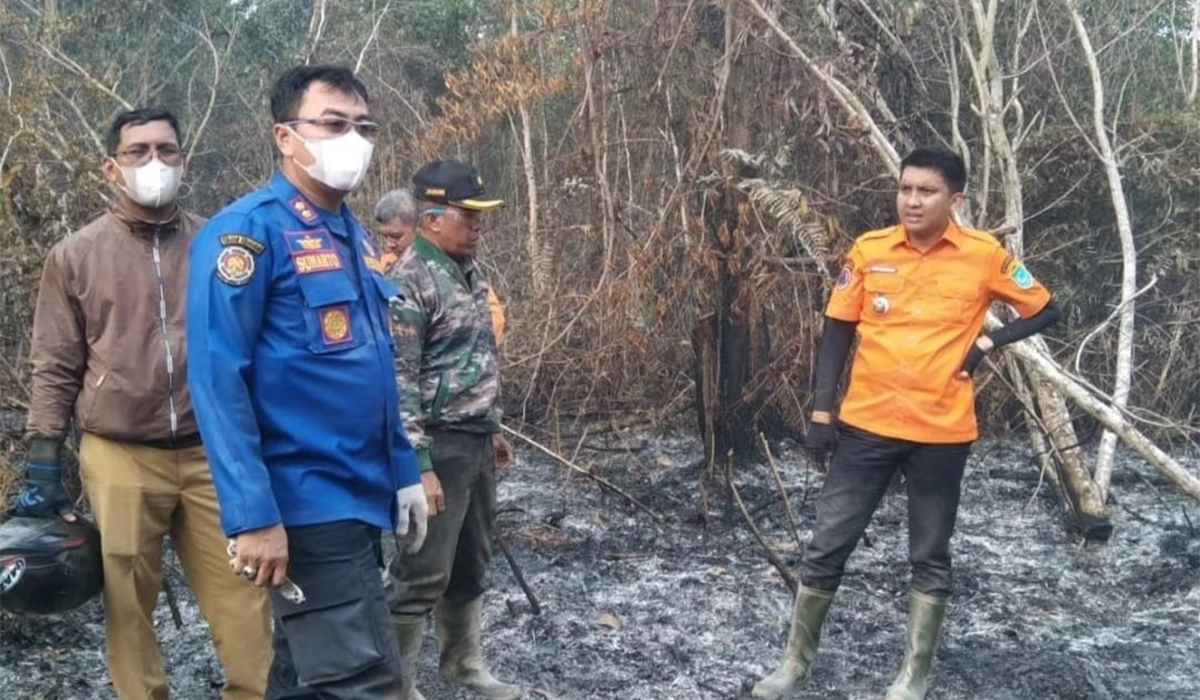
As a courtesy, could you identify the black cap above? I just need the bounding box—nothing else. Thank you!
[412,160,504,212]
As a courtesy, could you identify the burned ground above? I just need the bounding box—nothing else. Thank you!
[2,435,1197,699]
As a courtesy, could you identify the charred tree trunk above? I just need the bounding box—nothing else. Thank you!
[693,197,773,481]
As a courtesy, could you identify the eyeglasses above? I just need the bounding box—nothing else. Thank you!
[285,116,380,140]
[112,144,184,166]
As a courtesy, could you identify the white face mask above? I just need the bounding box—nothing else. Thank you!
[289,127,374,192]
[116,159,183,208]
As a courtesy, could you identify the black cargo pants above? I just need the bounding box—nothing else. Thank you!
[800,423,971,597]
[266,520,403,699]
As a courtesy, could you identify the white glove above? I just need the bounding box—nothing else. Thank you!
[395,483,429,553]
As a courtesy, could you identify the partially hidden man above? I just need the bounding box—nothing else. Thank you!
[186,65,427,699]
[18,108,271,700]
[753,148,1061,700]
[387,161,520,700]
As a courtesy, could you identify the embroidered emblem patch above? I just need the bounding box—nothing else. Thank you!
[320,305,353,345]
[215,246,256,286]
[1010,263,1034,290]
[835,264,853,290]
[218,235,265,255]
[285,230,343,275]
[289,196,319,223]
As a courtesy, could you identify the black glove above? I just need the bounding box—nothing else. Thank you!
[960,342,988,377]
[13,462,73,518]
[804,422,837,462]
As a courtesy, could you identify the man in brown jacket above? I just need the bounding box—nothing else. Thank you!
[15,107,272,700]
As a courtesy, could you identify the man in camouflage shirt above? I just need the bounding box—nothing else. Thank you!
[386,160,519,700]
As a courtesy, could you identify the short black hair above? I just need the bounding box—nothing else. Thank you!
[269,64,369,123]
[106,108,181,155]
[899,147,967,194]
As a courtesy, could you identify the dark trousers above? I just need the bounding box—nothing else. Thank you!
[800,424,971,597]
[266,520,403,699]
[388,429,497,616]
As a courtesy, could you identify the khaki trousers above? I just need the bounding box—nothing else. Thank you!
[79,433,273,700]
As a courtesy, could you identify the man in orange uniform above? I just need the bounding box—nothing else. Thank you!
[754,148,1060,700]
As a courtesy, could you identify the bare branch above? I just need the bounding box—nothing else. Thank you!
[35,41,133,110]
[354,1,391,74]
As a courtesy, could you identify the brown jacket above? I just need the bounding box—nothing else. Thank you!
[25,208,206,444]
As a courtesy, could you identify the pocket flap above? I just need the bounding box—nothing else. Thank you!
[864,274,905,294]
[297,274,358,309]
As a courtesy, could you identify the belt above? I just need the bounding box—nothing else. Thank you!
[136,433,203,450]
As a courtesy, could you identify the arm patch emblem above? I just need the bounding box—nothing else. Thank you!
[215,246,256,286]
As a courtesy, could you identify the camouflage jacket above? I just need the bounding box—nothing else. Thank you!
[389,235,501,471]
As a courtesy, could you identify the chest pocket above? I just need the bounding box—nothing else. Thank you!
[296,273,365,354]
[863,273,905,318]
[933,278,981,320]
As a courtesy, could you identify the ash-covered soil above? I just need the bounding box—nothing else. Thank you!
[3,434,1198,700]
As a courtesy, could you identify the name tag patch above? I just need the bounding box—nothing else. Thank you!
[285,230,344,275]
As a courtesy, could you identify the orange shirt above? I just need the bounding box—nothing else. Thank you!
[825,222,1051,443]
[487,286,506,346]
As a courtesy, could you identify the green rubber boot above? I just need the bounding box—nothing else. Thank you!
[752,586,836,699]
[391,614,427,700]
[884,590,948,700]
[434,597,521,700]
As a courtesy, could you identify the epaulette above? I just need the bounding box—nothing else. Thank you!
[959,227,999,245]
[222,188,278,217]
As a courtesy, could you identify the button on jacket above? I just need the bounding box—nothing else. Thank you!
[825,222,1051,443]
[187,173,421,536]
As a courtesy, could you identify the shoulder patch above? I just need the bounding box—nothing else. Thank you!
[835,263,853,290]
[215,246,256,286]
[219,234,265,255]
[1010,263,1035,289]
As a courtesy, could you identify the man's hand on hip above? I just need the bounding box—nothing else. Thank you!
[233,524,289,588]
[396,484,429,554]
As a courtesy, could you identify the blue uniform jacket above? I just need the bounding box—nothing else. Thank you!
[187,172,421,536]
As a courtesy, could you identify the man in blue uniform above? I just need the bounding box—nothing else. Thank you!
[187,64,428,699]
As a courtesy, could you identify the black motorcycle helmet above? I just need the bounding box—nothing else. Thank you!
[0,516,103,614]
